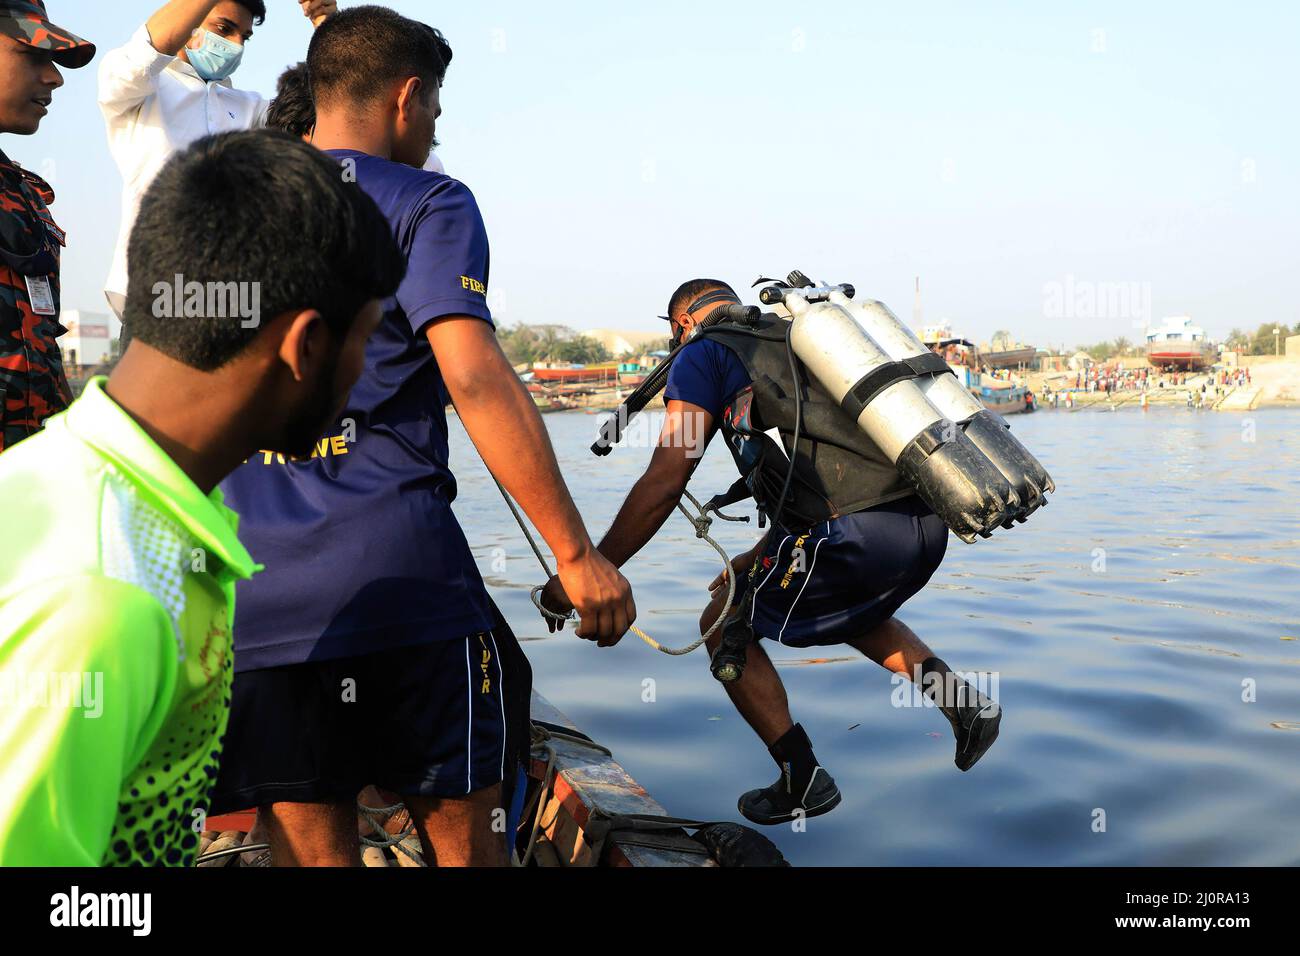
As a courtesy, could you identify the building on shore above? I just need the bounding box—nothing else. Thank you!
[584,328,669,358]
[58,310,120,370]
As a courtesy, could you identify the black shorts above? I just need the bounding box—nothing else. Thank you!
[211,626,525,811]
[747,495,948,648]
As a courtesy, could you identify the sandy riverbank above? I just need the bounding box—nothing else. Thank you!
[1027,356,1300,411]
[526,356,1300,416]
[1236,356,1300,407]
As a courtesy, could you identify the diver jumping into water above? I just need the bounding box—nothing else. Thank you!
[541,278,1003,825]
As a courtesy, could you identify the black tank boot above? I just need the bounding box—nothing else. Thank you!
[921,657,1002,771]
[738,723,842,826]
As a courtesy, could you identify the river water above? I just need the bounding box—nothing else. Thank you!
[449,406,1300,866]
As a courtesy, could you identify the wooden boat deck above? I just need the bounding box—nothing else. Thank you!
[525,692,715,867]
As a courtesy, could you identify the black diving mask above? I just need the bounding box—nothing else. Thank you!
[669,289,742,349]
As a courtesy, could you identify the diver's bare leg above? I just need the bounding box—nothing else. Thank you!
[700,587,793,746]
[847,616,1001,771]
[702,587,842,823]
[845,616,935,680]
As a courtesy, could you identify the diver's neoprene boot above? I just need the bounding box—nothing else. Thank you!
[946,686,1001,771]
[738,724,841,825]
[921,657,1002,771]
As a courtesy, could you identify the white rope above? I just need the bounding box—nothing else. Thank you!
[495,478,741,656]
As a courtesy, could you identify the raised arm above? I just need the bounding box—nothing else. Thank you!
[145,0,217,57]
[145,1,334,58]
[300,1,338,29]
[98,2,212,117]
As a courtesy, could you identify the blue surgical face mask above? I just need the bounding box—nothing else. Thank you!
[186,29,244,82]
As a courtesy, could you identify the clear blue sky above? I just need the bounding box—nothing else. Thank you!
[17,0,1300,348]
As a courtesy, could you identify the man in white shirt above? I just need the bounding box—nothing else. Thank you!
[98,0,335,328]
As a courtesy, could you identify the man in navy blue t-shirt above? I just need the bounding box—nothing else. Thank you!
[542,279,1001,826]
[212,8,635,867]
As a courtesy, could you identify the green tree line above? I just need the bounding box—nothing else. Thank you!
[1073,337,1135,361]
[497,323,612,366]
[1222,322,1300,355]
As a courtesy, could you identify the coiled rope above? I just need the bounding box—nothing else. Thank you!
[357,800,425,866]
[493,477,743,656]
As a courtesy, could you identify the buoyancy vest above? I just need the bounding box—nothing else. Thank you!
[700,315,914,531]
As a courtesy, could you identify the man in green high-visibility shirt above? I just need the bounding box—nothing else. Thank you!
[0,128,404,866]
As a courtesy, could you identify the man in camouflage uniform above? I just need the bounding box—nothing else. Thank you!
[0,1,94,453]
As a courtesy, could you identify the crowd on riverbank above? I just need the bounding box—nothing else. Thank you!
[1024,357,1300,410]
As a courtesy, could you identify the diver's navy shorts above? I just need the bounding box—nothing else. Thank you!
[747,495,948,648]
[210,633,508,810]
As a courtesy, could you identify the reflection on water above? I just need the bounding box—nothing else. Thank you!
[451,406,1300,865]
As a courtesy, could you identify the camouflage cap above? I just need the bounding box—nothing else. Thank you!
[0,0,95,69]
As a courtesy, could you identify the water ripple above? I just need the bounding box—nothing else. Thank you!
[450,405,1300,865]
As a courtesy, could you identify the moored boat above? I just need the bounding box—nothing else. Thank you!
[933,339,1033,415]
[530,362,621,385]
[981,345,1037,370]
[617,361,649,387]
[973,375,1032,414]
[1145,316,1217,370]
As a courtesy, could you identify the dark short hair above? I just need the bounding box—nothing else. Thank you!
[668,279,736,320]
[267,62,314,138]
[232,0,267,26]
[308,5,452,110]
[124,130,405,371]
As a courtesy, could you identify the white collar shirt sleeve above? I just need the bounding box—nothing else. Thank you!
[97,25,270,298]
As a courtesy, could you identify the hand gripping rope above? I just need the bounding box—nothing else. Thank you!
[492,478,744,656]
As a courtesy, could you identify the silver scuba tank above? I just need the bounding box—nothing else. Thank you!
[829,292,1056,520]
[780,291,1018,542]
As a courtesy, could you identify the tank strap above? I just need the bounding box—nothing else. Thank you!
[841,361,913,419]
[841,352,953,420]
[907,351,952,378]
